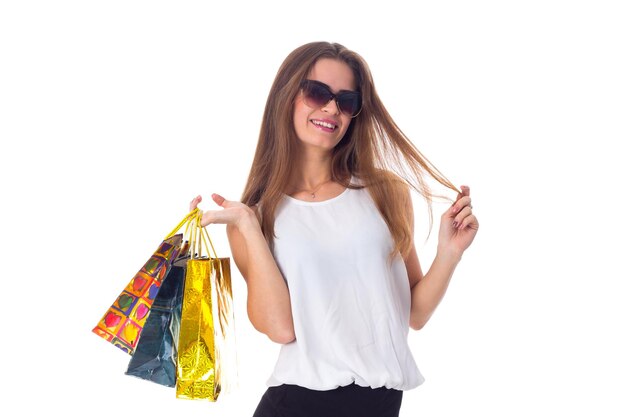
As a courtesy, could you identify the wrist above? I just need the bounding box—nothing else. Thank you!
[435,247,463,265]
[237,208,262,233]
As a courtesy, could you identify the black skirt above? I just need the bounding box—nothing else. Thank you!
[252,382,403,417]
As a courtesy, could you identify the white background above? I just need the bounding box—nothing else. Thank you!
[1,1,625,415]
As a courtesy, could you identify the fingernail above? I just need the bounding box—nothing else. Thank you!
[452,221,458,228]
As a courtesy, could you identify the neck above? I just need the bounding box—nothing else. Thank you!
[290,149,334,190]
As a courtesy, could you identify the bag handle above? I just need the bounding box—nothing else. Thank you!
[164,208,219,260]
[192,210,219,260]
[164,208,201,240]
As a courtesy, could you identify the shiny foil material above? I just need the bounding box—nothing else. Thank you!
[125,259,186,386]
[93,234,183,354]
[176,257,233,401]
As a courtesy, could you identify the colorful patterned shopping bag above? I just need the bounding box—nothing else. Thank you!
[92,210,199,354]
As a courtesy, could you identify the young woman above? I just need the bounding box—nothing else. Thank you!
[190,41,478,417]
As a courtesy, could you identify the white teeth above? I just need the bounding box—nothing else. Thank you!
[311,120,336,129]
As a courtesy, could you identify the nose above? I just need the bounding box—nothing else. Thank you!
[321,98,340,115]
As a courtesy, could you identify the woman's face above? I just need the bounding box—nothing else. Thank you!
[293,58,356,154]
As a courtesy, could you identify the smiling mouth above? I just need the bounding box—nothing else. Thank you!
[310,119,338,131]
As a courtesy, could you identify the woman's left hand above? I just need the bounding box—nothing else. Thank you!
[438,185,479,259]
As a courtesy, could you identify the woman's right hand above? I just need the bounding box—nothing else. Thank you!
[189,194,256,229]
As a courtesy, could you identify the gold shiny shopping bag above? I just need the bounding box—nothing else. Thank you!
[176,211,236,401]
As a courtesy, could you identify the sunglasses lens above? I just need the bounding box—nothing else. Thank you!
[301,80,362,117]
[302,81,332,108]
[337,93,361,117]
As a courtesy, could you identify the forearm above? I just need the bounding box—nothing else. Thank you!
[238,215,295,343]
[409,250,462,330]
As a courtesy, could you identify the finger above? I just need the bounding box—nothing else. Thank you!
[200,211,212,227]
[199,208,235,227]
[189,195,202,211]
[459,214,479,231]
[211,194,246,209]
[450,196,472,214]
[453,205,473,227]
[456,184,470,200]
[211,193,226,207]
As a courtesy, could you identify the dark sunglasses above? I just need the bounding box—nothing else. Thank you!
[300,79,362,118]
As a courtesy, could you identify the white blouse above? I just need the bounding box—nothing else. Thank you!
[264,177,425,391]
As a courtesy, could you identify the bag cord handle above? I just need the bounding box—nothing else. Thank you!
[163,208,219,260]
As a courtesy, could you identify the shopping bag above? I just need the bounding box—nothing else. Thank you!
[92,236,183,353]
[124,257,187,387]
[175,211,236,401]
[92,210,198,354]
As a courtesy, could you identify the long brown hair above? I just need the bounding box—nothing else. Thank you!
[241,41,460,259]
